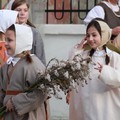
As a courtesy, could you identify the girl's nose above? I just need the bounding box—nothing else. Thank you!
[5,41,7,46]
[89,35,93,41]
[5,39,8,46]
[19,11,24,16]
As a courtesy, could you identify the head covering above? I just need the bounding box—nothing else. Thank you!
[5,0,15,9]
[95,20,111,49]
[0,10,18,33]
[13,24,33,56]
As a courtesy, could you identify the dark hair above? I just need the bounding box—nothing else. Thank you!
[87,20,110,65]
[7,24,33,63]
[89,47,110,65]
[11,0,36,28]
[86,20,101,36]
[7,24,16,33]
[12,0,29,9]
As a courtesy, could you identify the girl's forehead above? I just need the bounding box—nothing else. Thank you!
[87,26,98,32]
[6,30,15,36]
[16,3,28,9]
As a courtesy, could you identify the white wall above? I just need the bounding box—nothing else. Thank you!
[44,24,86,61]
[43,24,86,120]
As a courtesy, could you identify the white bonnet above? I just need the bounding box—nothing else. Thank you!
[13,24,33,56]
[0,10,18,33]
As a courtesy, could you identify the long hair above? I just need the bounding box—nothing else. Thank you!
[11,0,36,28]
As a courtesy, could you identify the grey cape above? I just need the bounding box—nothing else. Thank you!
[31,27,46,65]
[0,55,47,120]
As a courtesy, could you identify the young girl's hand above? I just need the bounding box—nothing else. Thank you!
[66,92,70,104]
[76,37,87,49]
[94,62,103,73]
[6,98,14,112]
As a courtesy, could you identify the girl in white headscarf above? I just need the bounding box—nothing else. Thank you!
[0,10,18,66]
[68,19,120,120]
[0,24,47,120]
[11,0,46,65]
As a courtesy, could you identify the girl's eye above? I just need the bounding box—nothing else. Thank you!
[16,9,21,12]
[86,35,90,38]
[5,38,13,42]
[16,8,28,12]
[93,34,96,37]
[24,9,28,12]
[86,34,89,37]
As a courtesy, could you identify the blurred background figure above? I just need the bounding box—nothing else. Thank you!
[11,0,46,65]
[0,10,18,66]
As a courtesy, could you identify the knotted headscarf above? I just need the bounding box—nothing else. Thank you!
[84,20,112,50]
[0,10,18,33]
[95,20,112,49]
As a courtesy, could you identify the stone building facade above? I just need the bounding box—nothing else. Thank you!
[0,0,101,25]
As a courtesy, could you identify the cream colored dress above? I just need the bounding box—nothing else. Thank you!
[69,48,120,120]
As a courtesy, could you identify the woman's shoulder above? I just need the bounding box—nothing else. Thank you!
[22,55,45,71]
[98,1,111,10]
[31,54,45,64]
[30,27,42,40]
[30,27,40,33]
[31,54,43,63]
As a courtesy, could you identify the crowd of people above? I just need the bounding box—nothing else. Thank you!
[0,0,120,120]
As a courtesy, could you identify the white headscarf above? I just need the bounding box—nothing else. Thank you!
[5,0,15,9]
[0,10,18,33]
[13,24,33,56]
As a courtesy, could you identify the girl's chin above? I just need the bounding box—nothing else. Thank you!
[19,20,26,24]
[7,52,14,56]
[89,45,97,49]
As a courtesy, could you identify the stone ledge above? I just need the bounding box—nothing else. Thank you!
[44,24,86,35]
[50,116,68,120]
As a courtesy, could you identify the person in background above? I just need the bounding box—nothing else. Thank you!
[0,33,7,66]
[67,19,120,120]
[11,0,46,65]
[84,0,120,50]
[0,24,47,120]
[0,10,19,66]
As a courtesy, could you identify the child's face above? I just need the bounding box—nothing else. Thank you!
[5,30,16,56]
[86,26,101,49]
[15,3,29,24]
